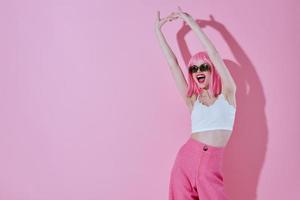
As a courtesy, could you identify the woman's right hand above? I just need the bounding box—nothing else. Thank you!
[155,11,178,31]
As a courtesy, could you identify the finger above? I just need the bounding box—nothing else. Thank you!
[167,15,176,21]
[173,12,180,17]
[157,11,160,20]
[167,15,176,20]
[167,12,176,17]
[169,12,179,18]
[169,16,176,21]
[162,17,169,23]
[166,17,173,22]
[171,15,179,20]
[170,15,179,20]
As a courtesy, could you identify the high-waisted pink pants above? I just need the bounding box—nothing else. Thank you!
[168,137,229,200]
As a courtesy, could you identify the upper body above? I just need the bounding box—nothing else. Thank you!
[190,88,236,147]
[155,8,237,147]
[187,58,237,147]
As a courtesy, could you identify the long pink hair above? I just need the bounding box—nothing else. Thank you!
[186,51,222,97]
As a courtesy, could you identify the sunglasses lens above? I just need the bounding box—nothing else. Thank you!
[189,65,197,73]
[193,66,198,73]
[200,63,210,72]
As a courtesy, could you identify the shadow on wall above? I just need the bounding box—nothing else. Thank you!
[176,15,268,200]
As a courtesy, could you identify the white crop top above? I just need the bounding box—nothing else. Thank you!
[191,93,236,133]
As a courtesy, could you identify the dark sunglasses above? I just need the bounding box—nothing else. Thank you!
[189,63,211,73]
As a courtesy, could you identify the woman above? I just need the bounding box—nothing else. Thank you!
[155,7,237,200]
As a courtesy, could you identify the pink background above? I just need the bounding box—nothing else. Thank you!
[0,0,299,199]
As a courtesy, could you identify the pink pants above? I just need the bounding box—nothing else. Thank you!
[168,137,229,200]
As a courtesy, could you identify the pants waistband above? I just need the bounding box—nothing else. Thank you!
[184,137,226,154]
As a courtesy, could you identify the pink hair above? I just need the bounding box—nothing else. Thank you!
[186,51,222,97]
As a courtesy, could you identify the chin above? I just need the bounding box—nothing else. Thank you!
[197,85,205,89]
[197,82,208,89]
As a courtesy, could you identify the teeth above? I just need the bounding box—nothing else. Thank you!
[197,77,205,81]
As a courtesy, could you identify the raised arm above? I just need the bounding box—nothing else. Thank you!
[175,7,236,93]
[155,11,192,107]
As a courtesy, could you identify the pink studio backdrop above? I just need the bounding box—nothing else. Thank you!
[0,0,299,199]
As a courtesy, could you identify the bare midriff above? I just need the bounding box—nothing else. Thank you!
[191,129,232,147]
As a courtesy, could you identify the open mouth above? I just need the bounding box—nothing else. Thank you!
[196,74,206,83]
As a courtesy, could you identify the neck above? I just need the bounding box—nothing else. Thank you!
[200,88,214,99]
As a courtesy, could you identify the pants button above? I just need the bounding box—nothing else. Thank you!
[203,145,208,151]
